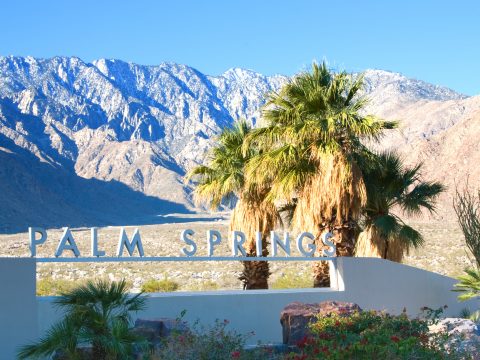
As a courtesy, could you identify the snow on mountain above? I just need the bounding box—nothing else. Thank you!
[0,55,469,231]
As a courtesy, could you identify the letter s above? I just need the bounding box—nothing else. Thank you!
[181,229,197,256]
[322,232,336,257]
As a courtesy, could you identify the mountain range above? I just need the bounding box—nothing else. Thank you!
[0,55,477,233]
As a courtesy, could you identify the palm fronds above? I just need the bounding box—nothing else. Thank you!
[17,279,146,359]
[454,268,480,301]
[356,151,444,261]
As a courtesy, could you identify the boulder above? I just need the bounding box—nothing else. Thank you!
[280,301,362,345]
[429,317,479,336]
[429,318,480,359]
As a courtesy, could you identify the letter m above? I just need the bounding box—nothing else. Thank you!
[116,228,144,257]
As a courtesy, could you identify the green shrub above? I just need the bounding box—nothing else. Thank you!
[141,277,179,293]
[286,309,462,360]
[36,278,77,296]
[271,271,312,289]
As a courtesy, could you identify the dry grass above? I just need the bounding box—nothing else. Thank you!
[402,219,472,277]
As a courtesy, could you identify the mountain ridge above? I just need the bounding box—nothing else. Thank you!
[0,55,476,232]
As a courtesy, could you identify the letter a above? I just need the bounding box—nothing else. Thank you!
[55,227,80,257]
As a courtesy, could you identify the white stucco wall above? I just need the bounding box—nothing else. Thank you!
[0,258,37,360]
[0,257,477,358]
[35,258,478,346]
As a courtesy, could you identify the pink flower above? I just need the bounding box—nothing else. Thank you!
[231,350,241,358]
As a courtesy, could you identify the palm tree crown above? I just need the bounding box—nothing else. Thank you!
[245,62,396,220]
[187,120,281,289]
[243,61,396,287]
[18,279,146,360]
[187,120,252,208]
[356,151,445,261]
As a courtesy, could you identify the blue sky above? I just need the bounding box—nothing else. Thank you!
[1,0,479,95]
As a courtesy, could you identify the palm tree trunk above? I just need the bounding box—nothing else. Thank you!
[312,220,357,287]
[239,234,270,289]
[312,260,330,287]
[92,340,107,360]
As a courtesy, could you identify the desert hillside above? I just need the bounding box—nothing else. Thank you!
[0,56,478,231]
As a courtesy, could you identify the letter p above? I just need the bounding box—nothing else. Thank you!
[29,227,47,257]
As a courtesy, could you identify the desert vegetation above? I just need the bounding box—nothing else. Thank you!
[141,277,179,293]
[287,308,468,359]
[18,280,147,359]
[21,279,476,359]
[355,151,444,261]
[453,184,480,320]
[187,62,442,289]
[186,121,281,290]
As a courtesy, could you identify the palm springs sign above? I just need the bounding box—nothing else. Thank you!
[28,227,336,261]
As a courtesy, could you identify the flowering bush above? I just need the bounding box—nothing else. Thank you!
[153,317,274,360]
[285,309,466,360]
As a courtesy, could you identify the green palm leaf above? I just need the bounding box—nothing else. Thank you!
[454,268,480,301]
[18,279,147,359]
[358,151,443,261]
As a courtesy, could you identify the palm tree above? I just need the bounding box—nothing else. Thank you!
[244,62,396,287]
[187,121,280,289]
[18,279,146,360]
[355,152,444,261]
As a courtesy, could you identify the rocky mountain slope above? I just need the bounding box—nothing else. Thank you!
[0,55,475,232]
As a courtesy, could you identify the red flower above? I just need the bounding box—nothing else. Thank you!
[390,335,400,343]
[296,336,309,348]
[231,350,241,358]
[318,332,331,340]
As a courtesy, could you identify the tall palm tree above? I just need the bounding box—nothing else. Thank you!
[18,279,146,360]
[187,121,280,289]
[355,152,444,261]
[244,62,396,287]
